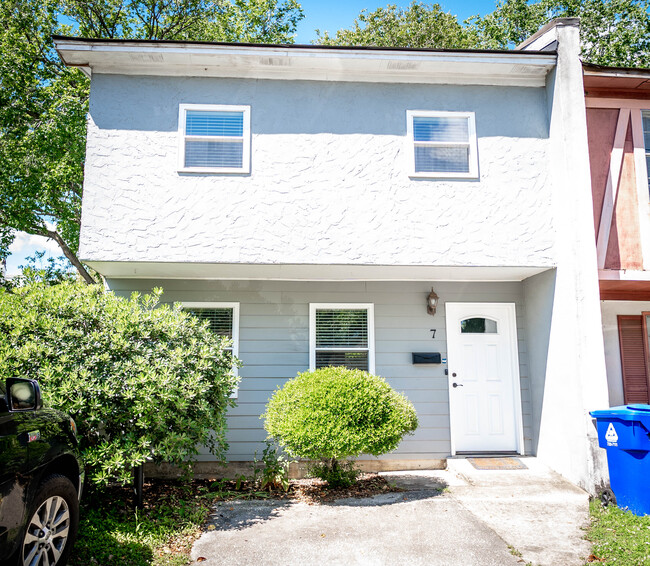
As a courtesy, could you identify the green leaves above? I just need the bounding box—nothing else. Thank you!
[0,0,304,284]
[0,282,239,486]
[316,2,475,49]
[263,366,418,466]
[470,0,650,67]
[318,0,650,69]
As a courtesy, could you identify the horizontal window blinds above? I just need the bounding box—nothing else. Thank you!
[315,309,368,348]
[186,111,243,137]
[315,308,369,371]
[186,308,233,339]
[415,146,470,173]
[413,116,468,142]
[315,351,369,371]
[183,109,245,169]
[185,141,243,169]
[410,114,473,175]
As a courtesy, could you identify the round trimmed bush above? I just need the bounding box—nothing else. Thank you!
[263,367,418,486]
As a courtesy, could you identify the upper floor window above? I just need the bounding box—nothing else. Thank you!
[406,111,478,179]
[178,104,251,174]
[309,304,375,373]
[182,301,240,397]
[642,111,650,193]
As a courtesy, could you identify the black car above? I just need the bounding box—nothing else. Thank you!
[0,378,84,566]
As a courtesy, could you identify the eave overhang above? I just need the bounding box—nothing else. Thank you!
[86,261,552,282]
[54,35,556,87]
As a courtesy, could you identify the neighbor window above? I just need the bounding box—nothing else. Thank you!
[617,313,650,405]
[178,104,250,173]
[406,111,478,178]
[182,302,240,397]
[642,111,650,194]
[309,304,375,373]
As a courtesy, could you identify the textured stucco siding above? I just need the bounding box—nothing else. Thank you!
[81,75,555,267]
[106,279,534,461]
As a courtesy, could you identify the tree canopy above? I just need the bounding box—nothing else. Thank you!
[316,2,476,49]
[0,0,304,285]
[317,0,650,68]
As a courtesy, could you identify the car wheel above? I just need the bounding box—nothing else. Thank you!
[21,475,79,566]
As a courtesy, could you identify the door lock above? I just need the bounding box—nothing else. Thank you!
[452,382,463,388]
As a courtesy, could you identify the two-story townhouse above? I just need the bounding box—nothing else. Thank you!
[584,63,650,408]
[54,18,610,492]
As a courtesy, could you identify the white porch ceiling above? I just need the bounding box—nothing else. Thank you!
[88,261,552,282]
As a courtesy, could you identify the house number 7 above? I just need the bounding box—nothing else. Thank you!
[430,329,436,339]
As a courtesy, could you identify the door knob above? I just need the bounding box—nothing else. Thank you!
[452,373,457,377]
[452,382,463,388]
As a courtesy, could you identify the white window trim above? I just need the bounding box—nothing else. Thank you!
[406,110,479,179]
[177,104,251,174]
[181,301,240,398]
[309,303,375,374]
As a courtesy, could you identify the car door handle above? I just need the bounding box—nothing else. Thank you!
[452,382,463,388]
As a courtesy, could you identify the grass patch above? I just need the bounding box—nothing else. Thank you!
[69,481,216,566]
[587,499,650,564]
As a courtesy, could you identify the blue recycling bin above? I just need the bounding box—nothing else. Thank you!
[590,405,650,516]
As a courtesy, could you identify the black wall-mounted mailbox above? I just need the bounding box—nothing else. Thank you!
[412,352,442,364]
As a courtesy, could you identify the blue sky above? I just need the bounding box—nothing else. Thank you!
[5,0,498,276]
[294,0,496,44]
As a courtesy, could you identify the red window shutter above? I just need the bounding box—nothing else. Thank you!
[618,315,650,404]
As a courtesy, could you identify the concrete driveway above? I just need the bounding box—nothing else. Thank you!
[190,458,591,566]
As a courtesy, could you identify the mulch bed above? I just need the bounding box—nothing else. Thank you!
[94,472,402,510]
[214,473,403,504]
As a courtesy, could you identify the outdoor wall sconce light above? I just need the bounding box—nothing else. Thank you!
[427,288,439,316]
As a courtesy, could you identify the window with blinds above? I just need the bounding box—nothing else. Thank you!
[182,302,240,397]
[178,104,250,173]
[310,304,375,373]
[407,111,478,178]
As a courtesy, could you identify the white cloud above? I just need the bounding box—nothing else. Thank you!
[9,231,61,256]
[5,230,63,277]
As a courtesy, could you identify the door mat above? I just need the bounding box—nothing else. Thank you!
[467,457,528,470]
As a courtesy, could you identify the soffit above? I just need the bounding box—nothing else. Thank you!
[86,261,552,282]
[54,37,556,87]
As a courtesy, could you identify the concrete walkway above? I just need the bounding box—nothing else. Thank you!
[190,458,591,566]
[386,458,592,566]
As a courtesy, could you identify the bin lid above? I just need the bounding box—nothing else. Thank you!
[591,404,650,422]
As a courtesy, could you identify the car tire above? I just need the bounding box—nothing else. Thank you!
[20,474,79,566]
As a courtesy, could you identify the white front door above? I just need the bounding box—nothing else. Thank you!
[445,303,523,454]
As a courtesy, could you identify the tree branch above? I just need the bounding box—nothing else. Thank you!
[43,228,96,284]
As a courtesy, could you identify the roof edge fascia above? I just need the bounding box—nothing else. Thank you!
[53,35,556,85]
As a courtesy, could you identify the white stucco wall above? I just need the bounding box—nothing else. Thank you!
[600,300,650,407]
[522,21,610,494]
[80,76,555,267]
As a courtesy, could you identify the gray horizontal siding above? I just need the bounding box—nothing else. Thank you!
[108,279,533,460]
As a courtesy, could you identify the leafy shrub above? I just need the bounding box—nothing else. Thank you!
[0,282,238,486]
[263,367,418,487]
[308,459,359,488]
[252,441,293,492]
